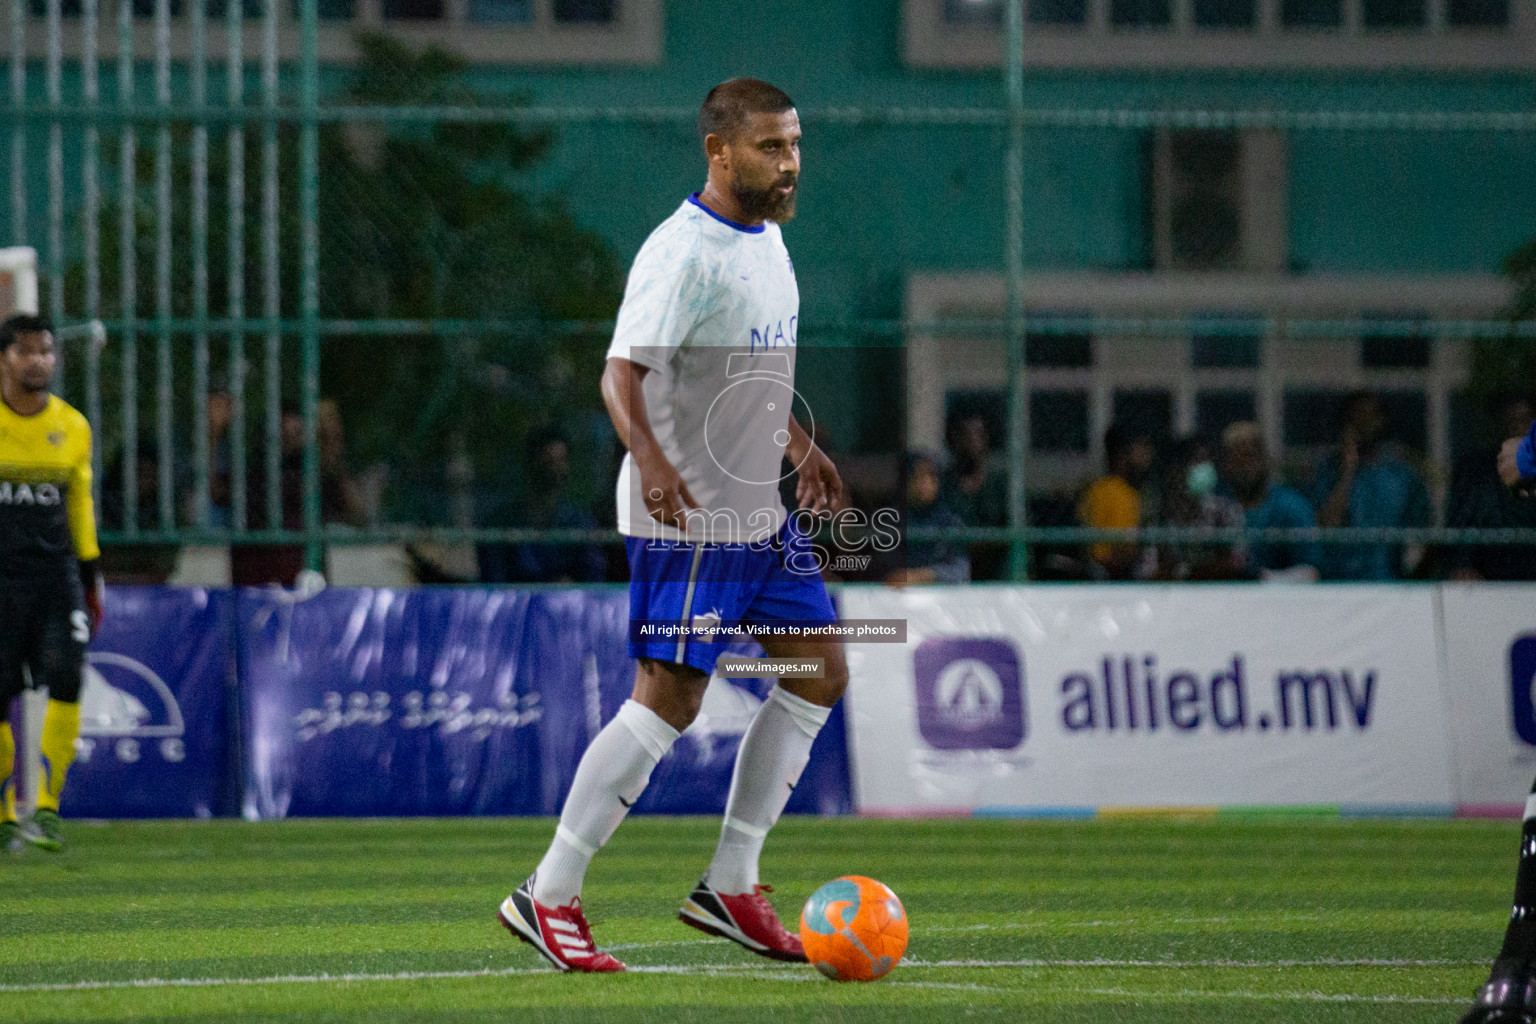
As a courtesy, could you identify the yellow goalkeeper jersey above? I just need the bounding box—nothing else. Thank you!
[0,394,98,581]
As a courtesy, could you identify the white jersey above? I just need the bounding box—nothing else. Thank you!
[606,195,800,544]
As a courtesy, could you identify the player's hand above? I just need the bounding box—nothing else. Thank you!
[1499,436,1524,487]
[638,456,701,530]
[794,446,845,515]
[84,575,104,636]
[78,557,104,637]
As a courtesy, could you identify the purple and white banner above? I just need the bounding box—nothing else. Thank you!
[840,586,1454,813]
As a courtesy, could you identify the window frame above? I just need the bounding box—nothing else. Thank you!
[904,0,1532,68]
[21,0,661,66]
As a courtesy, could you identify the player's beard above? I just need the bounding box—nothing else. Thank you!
[732,176,797,224]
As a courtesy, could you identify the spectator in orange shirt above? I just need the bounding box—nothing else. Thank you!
[1077,423,1155,580]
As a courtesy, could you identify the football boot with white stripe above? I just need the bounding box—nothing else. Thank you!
[678,877,807,962]
[497,876,626,973]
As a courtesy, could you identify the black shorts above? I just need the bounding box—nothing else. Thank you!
[0,575,86,712]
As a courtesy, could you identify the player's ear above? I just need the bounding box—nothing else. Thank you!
[704,131,730,169]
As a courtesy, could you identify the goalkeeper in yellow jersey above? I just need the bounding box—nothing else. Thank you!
[0,314,103,854]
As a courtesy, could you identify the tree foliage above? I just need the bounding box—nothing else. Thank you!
[70,32,623,525]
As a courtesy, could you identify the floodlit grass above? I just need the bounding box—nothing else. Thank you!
[0,815,1515,1022]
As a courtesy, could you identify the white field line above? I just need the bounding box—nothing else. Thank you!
[0,957,1481,996]
[1080,986,1464,1006]
[903,957,1483,968]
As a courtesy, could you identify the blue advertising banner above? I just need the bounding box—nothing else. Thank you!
[238,586,852,819]
[65,587,236,819]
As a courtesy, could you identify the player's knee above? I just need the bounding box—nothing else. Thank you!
[634,658,709,732]
[814,646,849,702]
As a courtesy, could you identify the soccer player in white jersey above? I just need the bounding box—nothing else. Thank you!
[497,78,849,973]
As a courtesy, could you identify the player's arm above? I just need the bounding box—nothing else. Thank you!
[784,414,843,514]
[599,357,699,529]
[67,425,104,633]
[1499,419,1536,496]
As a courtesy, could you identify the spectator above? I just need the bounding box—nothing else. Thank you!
[1077,423,1155,580]
[205,385,234,529]
[1444,391,1536,581]
[886,451,969,585]
[1219,421,1321,581]
[941,410,1008,579]
[97,437,179,583]
[233,400,365,586]
[478,426,605,583]
[1152,435,1246,581]
[1310,390,1431,580]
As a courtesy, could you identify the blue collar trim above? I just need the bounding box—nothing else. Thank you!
[688,193,765,234]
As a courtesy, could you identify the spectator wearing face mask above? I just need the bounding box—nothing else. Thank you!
[1152,435,1247,581]
[1219,421,1321,581]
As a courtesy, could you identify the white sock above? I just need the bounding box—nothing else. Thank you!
[531,699,679,907]
[705,686,831,896]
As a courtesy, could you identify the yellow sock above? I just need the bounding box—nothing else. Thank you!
[0,722,15,823]
[36,699,81,814]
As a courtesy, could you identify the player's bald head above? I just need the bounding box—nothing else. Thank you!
[698,78,796,144]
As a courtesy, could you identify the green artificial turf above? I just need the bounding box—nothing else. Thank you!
[0,815,1517,1022]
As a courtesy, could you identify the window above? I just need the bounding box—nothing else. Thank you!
[943,0,1003,22]
[1026,319,1094,367]
[1111,0,1171,26]
[1283,389,1345,447]
[204,0,266,15]
[1280,0,1342,25]
[1196,390,1256,438]
[383,0,444,20]
[1448,0,1508,25]
[1194,0,1256,28]
[1031,391,1091,453]
[1362,0,1425,27]
[1377,390,1428,452]
[1031,0,1088,23]
[1191,314,1263,367]
[469,0,532,21]
[554,0,615,22]
[1165,130,1242,269]
[1114,389,1174,445]
[1360,314,1431,368]
[906,0,1531,68]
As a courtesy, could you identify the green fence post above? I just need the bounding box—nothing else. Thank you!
[300,0,322,573]
[1004,0,1028,581]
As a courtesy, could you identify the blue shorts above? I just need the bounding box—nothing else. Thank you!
[625,517,838,676]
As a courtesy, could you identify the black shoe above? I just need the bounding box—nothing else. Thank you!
[1461,959,1536,1024]
[1,820,22,854]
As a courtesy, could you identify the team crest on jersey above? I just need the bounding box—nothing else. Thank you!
[46,430,65,447]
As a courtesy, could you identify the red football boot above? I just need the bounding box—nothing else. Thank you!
[678,877,808,963]
[498,877,626,973]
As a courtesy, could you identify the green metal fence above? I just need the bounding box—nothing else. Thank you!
[7,0,1536,580]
